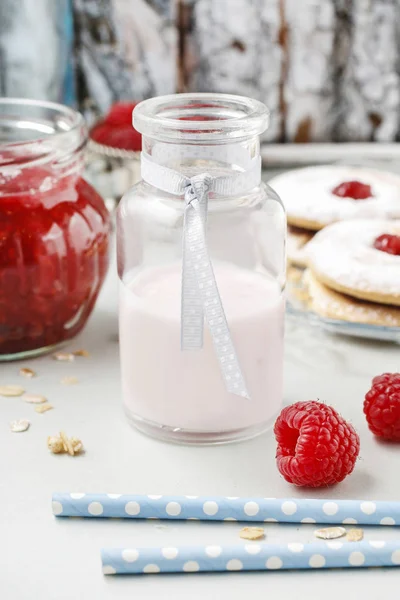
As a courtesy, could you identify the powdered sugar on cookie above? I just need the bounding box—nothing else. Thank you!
[269,166,400,230]
[307,220,400,304]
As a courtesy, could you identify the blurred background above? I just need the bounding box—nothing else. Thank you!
[1,0,398,143]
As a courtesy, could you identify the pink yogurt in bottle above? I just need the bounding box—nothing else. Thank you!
[120,263,284,443]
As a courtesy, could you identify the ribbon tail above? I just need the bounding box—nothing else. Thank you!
[184,200,250,399]
[181,200,204,350]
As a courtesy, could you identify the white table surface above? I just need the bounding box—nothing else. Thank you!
[2,245,400,600]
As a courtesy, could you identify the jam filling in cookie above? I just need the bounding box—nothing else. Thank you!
[374,234,400,255]
[332,180,373,200]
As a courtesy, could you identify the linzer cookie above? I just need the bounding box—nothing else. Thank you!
[287,226,314,267]
[269,166,400,231]
[306,220,400,306]
[304,270,400,327]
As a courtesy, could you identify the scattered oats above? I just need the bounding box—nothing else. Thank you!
[47,436,64,454]
[35,403,54,414]
[53,352,75,362]
[19,367,36,378]
[23,394,47,404]
[60,430,74,456]
[0,385,25,397]
[10,419,30,433]
[239,527,265,541]
[73,349,90,357]
[347,528,364,542]
[47,432,84,456]
[60,376,79,385]
[314,526,347,540]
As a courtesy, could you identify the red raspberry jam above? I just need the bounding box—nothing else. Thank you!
[374,233,400,255]
[90,102,142,151]
[332,180,373,200]
[0,167,110,357]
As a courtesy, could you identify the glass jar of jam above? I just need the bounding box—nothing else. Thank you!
[0,99,111,360]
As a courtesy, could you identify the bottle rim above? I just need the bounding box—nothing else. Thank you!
[133,93,269,144]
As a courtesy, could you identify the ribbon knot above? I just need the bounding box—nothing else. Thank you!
[184,174,212,206]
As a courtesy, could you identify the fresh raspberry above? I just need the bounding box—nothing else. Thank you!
[90,102,142,151]
[364,373,400,440]
[332,180,373,200]
[274,401,360,487]
[104,102,137,127]
[90,123,142,151]
[373,234,400,256]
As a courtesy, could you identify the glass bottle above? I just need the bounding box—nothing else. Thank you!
[118,94,286,444]
[0,99,111,360]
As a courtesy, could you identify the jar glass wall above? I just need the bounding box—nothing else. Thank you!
[117,94,286,444]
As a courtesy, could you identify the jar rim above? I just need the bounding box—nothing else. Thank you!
[0,98,86,168]
[133,93,269,143]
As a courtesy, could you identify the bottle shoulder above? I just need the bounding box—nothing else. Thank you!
[120,178,285,213]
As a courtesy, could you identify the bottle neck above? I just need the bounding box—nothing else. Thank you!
[142,135,261,177]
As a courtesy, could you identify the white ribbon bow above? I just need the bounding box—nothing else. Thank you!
[141,152,262,400]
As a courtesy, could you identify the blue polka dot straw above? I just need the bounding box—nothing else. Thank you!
[52,493,400,526]
[101,540,400,575]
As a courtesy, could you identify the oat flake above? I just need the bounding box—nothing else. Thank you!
[47,436,64,454]
[53,352,75,362]
[347,528,364,542]
[35,403,54,414]
[10,419,30,433]
[314,526,347,540]
[0,385,25,397]
[60,430,74,455]
[73,349,90,357]
[70,437,83,454]
[239,527,265,541]
[23,394,47,404]
[19,368,36,378]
